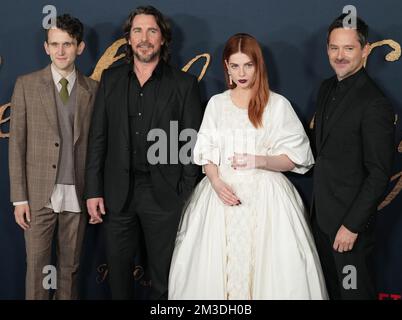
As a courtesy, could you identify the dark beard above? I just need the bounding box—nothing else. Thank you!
[133,48,161,63]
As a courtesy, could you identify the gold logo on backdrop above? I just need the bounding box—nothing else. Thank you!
[0,39,401,207]
[0,102,10,139]
[367,39,401,63]
[89,38,210,82]
[0,56,11,139]
[378,139,402,210]
[0,40,210,138]
[96,263,151,287]
[95,264,109,284]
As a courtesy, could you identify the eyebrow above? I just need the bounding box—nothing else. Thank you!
[132,26,159,31]
[328,44,355,48]
[48,41,74,45]
[229,61,253,65]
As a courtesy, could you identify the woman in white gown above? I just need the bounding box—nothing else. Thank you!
[168,33,328,300]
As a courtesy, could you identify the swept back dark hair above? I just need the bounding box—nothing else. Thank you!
[327,13,369,48]
[45,14,84,44]
[123,6,171,63]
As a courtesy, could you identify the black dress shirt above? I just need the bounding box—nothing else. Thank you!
[128,61,164,172]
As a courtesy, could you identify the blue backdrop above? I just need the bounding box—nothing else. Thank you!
[0,0,401,299]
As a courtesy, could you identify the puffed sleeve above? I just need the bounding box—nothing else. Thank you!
[266,93,314,174]
[193,95,220,167]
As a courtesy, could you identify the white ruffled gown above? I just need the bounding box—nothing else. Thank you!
[168,90,328,300]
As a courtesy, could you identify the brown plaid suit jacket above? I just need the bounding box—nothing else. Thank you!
[9,65,98,211]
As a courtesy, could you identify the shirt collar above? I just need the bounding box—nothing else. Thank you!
[129,59,164,81]
[50,63,77,88]
[337,67,364,91]
[152,59,164,79]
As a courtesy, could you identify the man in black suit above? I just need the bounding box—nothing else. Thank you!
[312,14,395,299]
[84,6,203,299]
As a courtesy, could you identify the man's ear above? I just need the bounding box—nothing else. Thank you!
[77,41,86,55]
[362,43,370,59]
[44,41,50,55]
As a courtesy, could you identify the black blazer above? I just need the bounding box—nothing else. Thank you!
[84,62,203,212]
[313,69,395,235]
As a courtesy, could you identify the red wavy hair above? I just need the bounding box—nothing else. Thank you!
[223,33,269,128]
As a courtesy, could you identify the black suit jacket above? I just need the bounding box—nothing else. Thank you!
[312,68,395,235]
[84,62,203,212]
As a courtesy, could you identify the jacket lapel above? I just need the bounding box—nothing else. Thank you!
[114,65,130,145]
[150,65,174,129]
[319,72,367,150]
[316,78,335,153]
[39,65,59,137]
[74,71,91,145]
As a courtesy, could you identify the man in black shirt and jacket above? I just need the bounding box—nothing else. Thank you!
[84,6,203,299]
[312,14,395,300]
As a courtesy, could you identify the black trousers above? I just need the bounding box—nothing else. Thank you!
[311,212,377,300]
[104,172,182,299]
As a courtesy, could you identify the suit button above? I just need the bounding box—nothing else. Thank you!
[55,143,59,147]
[138,113,142,116]
[52,164,57,169]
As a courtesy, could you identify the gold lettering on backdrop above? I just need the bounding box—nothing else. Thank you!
[90,39,127,81]
[1,39,210,136]
[96,264,109,284]
[366,39,401,209]
[0,56,11,138]
[0,103,11,138]
[378,140,402,210]
[182,53,211,82]
[366,38,402,211]
[366,39,401,65]
[89,38,210,82]
[96,263,151,287]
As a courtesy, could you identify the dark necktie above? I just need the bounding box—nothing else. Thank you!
[59,78,69,104]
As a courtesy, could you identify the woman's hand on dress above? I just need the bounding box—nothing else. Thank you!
[229,153,265,170]
[210,177,241,206]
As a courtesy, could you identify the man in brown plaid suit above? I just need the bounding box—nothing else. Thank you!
[8,14,98,299]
